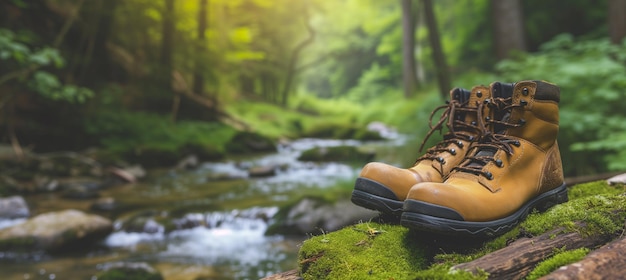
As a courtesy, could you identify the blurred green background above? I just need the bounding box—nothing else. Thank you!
[1,0,626,177]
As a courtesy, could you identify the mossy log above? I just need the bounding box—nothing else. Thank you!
[452,223,614,279]
[264,180,626,280]
[540,235,626,280]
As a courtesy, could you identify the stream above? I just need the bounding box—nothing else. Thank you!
[0,135,415,280]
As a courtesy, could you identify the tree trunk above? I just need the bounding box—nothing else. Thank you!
[609,0,626,44]
[422,0,450,99]
[161,0,175,92]
[280,14,315,106]
[491,0,526,60]
[192,0,208,94]
[401,0,418,98]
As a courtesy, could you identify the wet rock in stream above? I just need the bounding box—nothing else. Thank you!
[0,209,112,251]
[248,165,277,177]
[0,196,30,219]
[297,146,375,162]
[266,197,380,236]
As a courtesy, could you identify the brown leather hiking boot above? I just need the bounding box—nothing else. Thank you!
[351,86,491,215]
[401,81,567,237]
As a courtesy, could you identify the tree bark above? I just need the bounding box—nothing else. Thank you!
[260,269,301,280]
[401,0,418,98]
[161,0,175,91]
[192,0,208,94]
[280,13,315,106]
[609,0,626,44]
[491,0,526,60]
[453,224,614,279]
[541,235,626,280]
[422,0,450,99]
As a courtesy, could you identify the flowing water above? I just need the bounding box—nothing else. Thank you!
[0,136,415,280]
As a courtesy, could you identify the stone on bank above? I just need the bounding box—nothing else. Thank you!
[0,209,112,251]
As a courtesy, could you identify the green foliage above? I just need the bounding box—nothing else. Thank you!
[84,111,235,165]
[0,28,93,103]
[28,71,93,103]
[496,35,626,175]
[525,247,589,280]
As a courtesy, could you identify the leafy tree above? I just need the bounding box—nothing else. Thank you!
[497,34,626,175]
[0,28,93,155]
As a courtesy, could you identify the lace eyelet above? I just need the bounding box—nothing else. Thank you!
[495,159,503,167]
[476,91,482,97]
[519,119,526,125]
[468,136,475,141]
[522,87,529,96]
[520,100,528,106]
[471,121,477,126]
[437,157,445,164]
[513,140,521,147]
[457,141,464,148]
[485,172,493,180]
[449,148,456,155]
[485,116,491,121]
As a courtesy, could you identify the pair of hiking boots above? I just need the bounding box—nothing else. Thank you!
[351,80,568,237]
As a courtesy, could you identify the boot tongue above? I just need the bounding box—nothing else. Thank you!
[490,82,515,134]
[465,82,515,169]
[450,88,471,122]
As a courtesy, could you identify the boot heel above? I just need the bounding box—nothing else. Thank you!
[536,183,568,212]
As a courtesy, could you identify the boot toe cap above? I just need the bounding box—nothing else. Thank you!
[405,182,468,220]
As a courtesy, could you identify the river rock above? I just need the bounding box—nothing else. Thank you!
[606,173,626,185]
[0,196,29,219]
[266,197,380,235]
[225,131,277,154]
[176,155,199,170]
[91,197,118,212]
[0,209,113,251]
[366,121,398,139]
[298,146,375,162]
[60,181,102,200]
[124,215,165,234]
[248,165,277,177]
[97,262,163,280]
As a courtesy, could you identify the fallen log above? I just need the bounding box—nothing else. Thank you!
[540,235,626,280]
[452,224,614,280]
[260,269,301,280]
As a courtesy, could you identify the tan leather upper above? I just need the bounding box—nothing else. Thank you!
[406,81,565,221]
[359,85,491,200]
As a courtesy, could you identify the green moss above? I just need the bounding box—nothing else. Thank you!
[298,222,428,279]
[567,180,625,200]
[521,193,626,236]
[294,181,626,279]
[525,247,590,280]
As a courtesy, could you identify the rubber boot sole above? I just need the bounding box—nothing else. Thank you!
[351,177,404,216]
[400,183,568,237]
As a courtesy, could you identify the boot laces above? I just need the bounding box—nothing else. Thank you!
[414,99,481,169]
[453,97,525,180]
